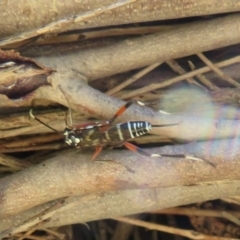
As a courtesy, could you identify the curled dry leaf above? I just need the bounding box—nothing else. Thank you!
[0,49,54,98]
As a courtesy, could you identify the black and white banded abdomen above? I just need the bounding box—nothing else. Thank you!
[105,121,152,142]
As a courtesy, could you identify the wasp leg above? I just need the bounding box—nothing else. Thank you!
[124,142,216,167]
[108,100,179,128]
[124,142,154,156]
[153,153,216,168]
[91,146,103,161]
[108,100,145,124]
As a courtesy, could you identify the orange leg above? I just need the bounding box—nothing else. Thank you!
[91,146,103,161]
[108,100,137,124]
[124,142,150,156]
[108,101,179,128]
[74,100,137,130]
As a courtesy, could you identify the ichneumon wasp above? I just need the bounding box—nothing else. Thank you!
[30,94,215,167]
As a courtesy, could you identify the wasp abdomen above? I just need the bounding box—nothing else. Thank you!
[105,121,152,141]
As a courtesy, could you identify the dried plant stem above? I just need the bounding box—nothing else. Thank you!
[3,0,240,41]
[17,226,41,240]
[188,61,219,91]
[38,228,66,240]
[1,194,98,238]
[0,0,137,47]
[1,133,63,148]
[113,216,236,240]
[154,207,240,226]
[0,120,65,139]
[111,215,140,240]
[0,153,31,170]
[0,167,15,172]
[221,211,240,226]
[221,197,240,205]
[0,143,62,153]
[153,207,240,218]
[165,59,205,88]
[2,198,68,238]
[36,26,171,45]
[14,233,47,240]
[106,62,162,96]
[197,53,240,87]
[120,55,240,99]
[2,181,240,232]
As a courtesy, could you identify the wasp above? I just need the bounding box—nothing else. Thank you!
[30,99,215,167]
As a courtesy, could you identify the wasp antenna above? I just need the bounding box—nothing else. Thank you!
[152,123,179,128]
[29,109,61,134]
[29,109,35,119]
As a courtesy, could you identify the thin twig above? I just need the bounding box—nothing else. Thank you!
[113,216,238,240]
[120,55,240,99]
[165,59,206,89]
[17,225,42,240]
[166,215,185,240]
[188,60,220,91]
[153,207,240,225]
[221,197,240,205]
[98,221,108,240]
[0,153,32,170]
[221,211,240,226]
[14,233,48,240]
[197,53,240,87]
[111,215,140,240]
[0,0,138,47]
[106,62,162,96]
[37,228,66,240]
[133,228,141,240]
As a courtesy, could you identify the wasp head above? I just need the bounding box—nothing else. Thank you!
[63,128,82,147]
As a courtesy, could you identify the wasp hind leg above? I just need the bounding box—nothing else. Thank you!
[124,142,216,167]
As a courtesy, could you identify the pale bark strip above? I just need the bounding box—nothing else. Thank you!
[1,0,240,38]
[2,181,240,233]
[33,14,240,80]
[0,138,240,218]
[0,0,137,47]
